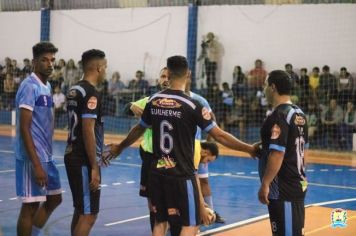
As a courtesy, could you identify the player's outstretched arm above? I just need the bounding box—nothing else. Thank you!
[103,124,146,162]
[208,126,258,157]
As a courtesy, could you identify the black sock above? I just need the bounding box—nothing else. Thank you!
[149,211,155,232]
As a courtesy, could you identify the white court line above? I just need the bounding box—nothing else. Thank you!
[126,181,135,184]
[105,215,149,226]
[110,162,141,168]
[0,169,15,173]
[0,150,14,154]
[9,197,17,200]
[112,182,121,186]
[198,198,356,236]
[236,172,245,175]
[320,169,329,172]
[0,200,3,202]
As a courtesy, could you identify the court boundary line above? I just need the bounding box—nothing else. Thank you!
[198,198,356,236]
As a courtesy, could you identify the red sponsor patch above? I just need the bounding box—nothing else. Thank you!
[168,208,180,216]
[202,107,211,120]
[271,124,281,139]
[87,96,97,110]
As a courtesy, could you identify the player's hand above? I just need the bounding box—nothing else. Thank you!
[33,164,48,187]
[102,143,122,162]
[130,104,144,117]
[90,165,100,191]
[258,183,270,205]
[251,141,262,159]
[200,205,212,226]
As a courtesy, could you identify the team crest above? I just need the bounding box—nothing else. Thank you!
[202,107,211,120]
[331,208,347,228]
[294,115,306,126]
[271,124,281,139]
[152,98,181,108]
[87,96,97,110]
[67,89,77,98]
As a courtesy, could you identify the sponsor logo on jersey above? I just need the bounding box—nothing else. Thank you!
[202,107,211,120]
[331,208,347,228]
[87,96,97,110]
[168,208,180,216]
[271,124,281,139]
[68,89,77,98]
[156,156,176,169]
[294,115,306,126]
[152,98,181,108]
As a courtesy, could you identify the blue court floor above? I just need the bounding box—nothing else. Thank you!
[0,135,355,236]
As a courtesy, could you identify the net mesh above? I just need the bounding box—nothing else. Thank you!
[0,0,355,152]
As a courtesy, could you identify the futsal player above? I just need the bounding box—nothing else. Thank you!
[64,49,107,236]
[104,55,259,236]
[258,70,308,236]
[15,42,62,236]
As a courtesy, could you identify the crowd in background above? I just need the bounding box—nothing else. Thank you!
[1,57,355,150]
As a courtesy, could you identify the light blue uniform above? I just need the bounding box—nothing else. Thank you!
[15,73,61,203]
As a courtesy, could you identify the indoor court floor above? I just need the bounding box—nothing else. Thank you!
[0,134,355,236]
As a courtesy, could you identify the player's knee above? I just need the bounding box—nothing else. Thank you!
[45,194,62,211]
[167,208,182,235]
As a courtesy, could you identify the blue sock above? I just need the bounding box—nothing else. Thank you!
[204,195,214,210]
[31,226,41,236]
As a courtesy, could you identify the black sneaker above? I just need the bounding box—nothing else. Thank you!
[214,212,225,224]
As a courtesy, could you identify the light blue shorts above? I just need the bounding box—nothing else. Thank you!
[16,159,62,203]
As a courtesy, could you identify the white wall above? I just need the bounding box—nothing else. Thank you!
[1,4,356,85]
[198,4,356,84]
[0,11,40,61]
[51,7,187,84]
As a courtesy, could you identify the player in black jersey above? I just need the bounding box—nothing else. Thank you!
[258,70,308,236]
[104,56,259,236]
[64,49,107,236]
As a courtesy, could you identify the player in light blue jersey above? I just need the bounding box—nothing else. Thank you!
[15,42,62,236]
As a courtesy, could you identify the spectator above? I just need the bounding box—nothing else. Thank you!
[11,59,22,75]
[309,66,320,101]
[1,57,13,76]
[62,59,79,94]
[231,65,247,98]
[337,67,356,107]
[53,86,66,128]
[226,97,247,140]
[320,98,343,149]
[221,82,234,129]
[108,71,126,96]
[305,100,321,147]
[203,32,221,87]
[248,98,264,127]
[248,59,267,92]
[3,73,16,110]
[207,82,223,126]
[49,58,66,91]
[339,101,356,150]
[297,68,310,110]
[319,65,338,102]
[22,58,32,76]
[128,70,149,98]
[285,63,299,95]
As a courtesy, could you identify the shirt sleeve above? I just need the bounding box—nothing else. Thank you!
[132,97,149,110]
[269,112,289,153]
[81,89,99,119]
[18,82,36,111]
[195,101,216,132]
[140,101,151,128]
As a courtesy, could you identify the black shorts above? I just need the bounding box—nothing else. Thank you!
[139,146,153,197]
[65,154,101,215]
[267,199,305,236]
[149,173,200,227]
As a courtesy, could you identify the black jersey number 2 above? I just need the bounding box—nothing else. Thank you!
[160,120,173,154]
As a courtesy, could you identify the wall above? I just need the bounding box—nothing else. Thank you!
[0,4,355,85]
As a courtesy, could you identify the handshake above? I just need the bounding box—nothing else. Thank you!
[98,143,122,167]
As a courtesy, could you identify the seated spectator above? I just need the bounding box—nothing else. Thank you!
[339,101,356,150]
[305,100,321,146]
[53,86,66,128]
[285,63,299,95]
[248,59,267,92]
[337,67,356,107]
[231,66,247,98]
[3,73,16,110]
[320,98,343,149]
[109,71,126,96]
[297,68,310,111]
[226,97,247,140]
[128,70,149,98]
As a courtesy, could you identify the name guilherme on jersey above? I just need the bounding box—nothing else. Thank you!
[151,98,182,119]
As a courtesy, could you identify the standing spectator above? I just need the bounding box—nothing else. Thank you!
[49,59,65,91]
[3,73,16,110]
[305,100,321,147]
[15,42,62,236]
[62,59,79,94]
[53,86,66,128]
[231,65,247,98]
[297,68,310,111]
[22,58,32,76]
[249,59,267,92]
[128,70,149,98]
[221,82,234,128]
[11,59,22,75]
[203,32,221,88]
[309,66,320,101]
[108,71,126,96]
[338,67,356,107]
[285,63,299,95]
[320,98,343,149]
[319,65,338,102]
[340,101,356,150]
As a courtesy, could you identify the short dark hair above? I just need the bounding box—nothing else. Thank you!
[200,141,219,158]
[167,55,188,79]
[322,65,330,71]
[300,68,307,73]
[285,63,292,69]
[81,49,105,70]
[340,67,347,72]
[267,70,291,96]
[32,42,58,59]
